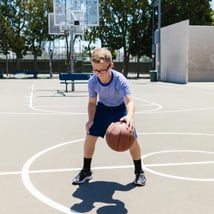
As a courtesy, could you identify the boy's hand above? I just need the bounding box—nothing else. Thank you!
[120,116,135,132]
[86,121,93,134]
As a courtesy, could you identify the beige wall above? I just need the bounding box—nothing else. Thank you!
[160,20,214,83]
[161,20,189,83]
[189,26,214,82]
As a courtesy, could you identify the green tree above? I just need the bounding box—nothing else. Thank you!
[0,2,10,56]
[0,2,12,75]
[85,0,150,77]
[0,0,54,71]
[25,0,53,71]
[84,0,213,77]
[5,0,28,69]
[161,0,213,27]
[129,4,152,61]
[210,6,214,25]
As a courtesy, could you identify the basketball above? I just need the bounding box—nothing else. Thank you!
[105,121,136,152]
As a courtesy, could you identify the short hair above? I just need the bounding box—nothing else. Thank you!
[91,48,112,63]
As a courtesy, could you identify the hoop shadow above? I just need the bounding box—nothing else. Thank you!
[70,181,136,213]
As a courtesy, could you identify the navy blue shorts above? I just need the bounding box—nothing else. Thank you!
[89,102,127,138]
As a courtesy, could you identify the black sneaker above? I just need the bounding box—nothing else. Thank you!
[134,172,146,186]
[72,170,92,185]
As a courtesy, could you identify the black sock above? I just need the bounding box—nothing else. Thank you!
[133,159,143,174]
[83,157,92,172]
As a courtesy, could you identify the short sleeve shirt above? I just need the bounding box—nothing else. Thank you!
[88,69,131,107]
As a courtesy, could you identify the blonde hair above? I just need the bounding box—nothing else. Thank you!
[91,48,112,63]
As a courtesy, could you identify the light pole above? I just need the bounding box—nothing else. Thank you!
[49,49,53,79]
[151,0,158,71]
[157,0,161,80]
[70,28,74,74]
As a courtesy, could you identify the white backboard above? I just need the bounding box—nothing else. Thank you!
[49,13,86,35]
[48,13,68,35]
[53,0,99,27]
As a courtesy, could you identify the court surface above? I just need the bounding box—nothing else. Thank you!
[0,77,214,214]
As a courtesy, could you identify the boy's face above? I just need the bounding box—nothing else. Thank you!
[92,62,112,76]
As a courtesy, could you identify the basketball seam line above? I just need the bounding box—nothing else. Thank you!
[117,124,122,151]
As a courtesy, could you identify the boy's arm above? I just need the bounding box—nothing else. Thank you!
[86,97,97,133]
[121,95,135,131]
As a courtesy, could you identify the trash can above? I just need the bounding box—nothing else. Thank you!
[0,70,3,79]
[150,70,157,82]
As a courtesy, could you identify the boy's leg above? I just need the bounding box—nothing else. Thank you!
[129,139,141,160]
[84,135,98,158]
[73,135,98,185]
[129,139,146,186]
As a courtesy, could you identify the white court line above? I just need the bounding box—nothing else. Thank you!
[1,106,213,115]
[29,85,61,114]
[134,97,162,113]
[29,87,162,114]
[35,105,86,108]
[134,95,214,114]
[139,131,214,136]
[13,132,214,213]
[142,149,214,182]
[145,106,214,113]
[1,166,132,176]
[1,132,212,176]
[1,160,214,176]
[28,85,214,115]
[0,112,86,116]
[148,82,214,96]
[29,85,87,115]
[21,139,84,214]
[0,171,21,176]
[145,160,214,167]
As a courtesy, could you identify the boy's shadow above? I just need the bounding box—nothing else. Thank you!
[70,181,136,213]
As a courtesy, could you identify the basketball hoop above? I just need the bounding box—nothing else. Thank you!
[53,0,99,27]
[48,0,99,73]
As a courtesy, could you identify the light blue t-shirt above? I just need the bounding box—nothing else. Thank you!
[88,69,131,107]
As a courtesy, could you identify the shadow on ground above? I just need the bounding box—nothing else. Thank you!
[70,181,136,213]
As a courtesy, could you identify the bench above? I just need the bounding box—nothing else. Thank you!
[59,72,92,92]
[13,69,38,78]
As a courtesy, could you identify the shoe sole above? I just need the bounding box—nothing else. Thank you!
[72,175,93,185]
[134,181,146,186]
[134,177,146,186]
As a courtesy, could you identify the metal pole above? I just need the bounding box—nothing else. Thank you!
[151,0,156,70]
[157,0,161,80]
[6,54,9,77]
[70,28,75,91]
[70,28,74,74]
[49,49,53,79]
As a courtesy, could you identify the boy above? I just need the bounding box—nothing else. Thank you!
[73,48,146,186]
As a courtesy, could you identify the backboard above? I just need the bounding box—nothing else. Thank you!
[48,13,65,35]
[53,0,99,27]
[48,13,85,35]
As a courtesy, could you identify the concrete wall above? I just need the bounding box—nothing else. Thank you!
[160,20,214,83]
[189,26,214,82]
[161,20,189,83]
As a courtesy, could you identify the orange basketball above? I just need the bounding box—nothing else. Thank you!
[105,121,136,152]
